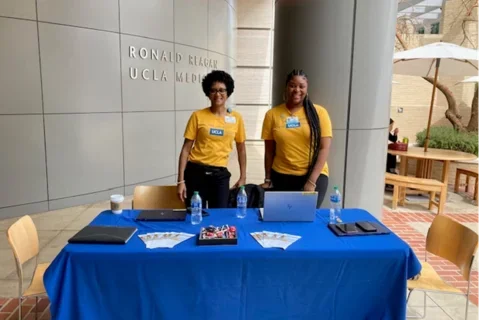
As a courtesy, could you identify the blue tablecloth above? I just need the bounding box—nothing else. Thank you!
[44,208,421,320]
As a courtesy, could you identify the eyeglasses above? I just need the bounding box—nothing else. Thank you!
[209,88,227,95]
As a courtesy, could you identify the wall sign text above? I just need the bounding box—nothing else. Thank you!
[128,46,219,83]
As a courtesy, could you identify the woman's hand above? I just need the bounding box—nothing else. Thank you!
[232,176,246,189]
[177,183,187,202]
[260,181,273,189]
[303,181,316,192]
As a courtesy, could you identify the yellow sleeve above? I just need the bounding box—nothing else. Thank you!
[184,112,198,141]
[261,109,274,140]
[318,107,333,138]
[235,113,246,143]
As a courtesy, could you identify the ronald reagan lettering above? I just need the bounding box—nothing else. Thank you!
[128,46,218,83]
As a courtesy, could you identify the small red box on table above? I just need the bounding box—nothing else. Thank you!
[388,142,408,152]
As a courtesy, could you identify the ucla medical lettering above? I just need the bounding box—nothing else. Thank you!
[128,46,218,84]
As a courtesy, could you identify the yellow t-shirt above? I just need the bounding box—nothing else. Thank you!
[261,103,332,176]
[184,107,246,168]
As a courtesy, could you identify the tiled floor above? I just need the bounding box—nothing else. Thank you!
[0,172,478,319]
[0,297,50,320]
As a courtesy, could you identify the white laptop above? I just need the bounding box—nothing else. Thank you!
[260,191,318,222]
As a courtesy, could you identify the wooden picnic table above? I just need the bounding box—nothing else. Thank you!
[388,147,477,205]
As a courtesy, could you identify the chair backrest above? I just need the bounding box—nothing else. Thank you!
[133,185,185,209]
[6,215,40,287]
[426,214,478,280]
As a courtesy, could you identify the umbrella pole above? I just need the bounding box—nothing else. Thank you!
[424,58,441,152]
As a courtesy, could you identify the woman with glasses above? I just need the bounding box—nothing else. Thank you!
[260,69,332,208]
[176,70,247,209]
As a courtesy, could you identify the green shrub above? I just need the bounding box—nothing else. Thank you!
[416,126,478,156]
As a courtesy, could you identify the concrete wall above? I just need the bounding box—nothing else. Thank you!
[0,0,236,218]
[235,0,273,140]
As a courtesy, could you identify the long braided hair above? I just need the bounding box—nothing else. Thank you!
[285,69,321,182]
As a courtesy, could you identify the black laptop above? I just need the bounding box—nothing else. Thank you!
[136,209,187,221]
[68,226,137,244]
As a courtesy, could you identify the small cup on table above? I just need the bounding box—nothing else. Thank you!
[110,194,124,214]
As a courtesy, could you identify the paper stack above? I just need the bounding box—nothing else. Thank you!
[138,232,194,249]
[251,231,301,250]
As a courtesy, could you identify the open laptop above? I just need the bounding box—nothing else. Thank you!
[135,209,187,221]
[68,226,137,244]
[259,191,318,222]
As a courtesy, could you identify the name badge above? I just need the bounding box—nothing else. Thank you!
[209,128,224,136]
[225,116,236,124]
[286,116,300,129]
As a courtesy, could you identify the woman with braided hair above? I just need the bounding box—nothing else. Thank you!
[260,69,332,208]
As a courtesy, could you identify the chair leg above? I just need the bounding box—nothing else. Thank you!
[473,177,480,207]
[392,185,399,209]
[428,192,435,211]
[35,296,39,320]
[406,289,427,319]
[438,186,446,214]
[397,185,403,206]
[18,297,22,320]
[400,185,407,206]
[474,178,478,203]
[454,171,461,193]
[465,293,469,320]
[407,289,413,302]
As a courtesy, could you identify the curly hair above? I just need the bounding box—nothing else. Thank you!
[201,70,235,97]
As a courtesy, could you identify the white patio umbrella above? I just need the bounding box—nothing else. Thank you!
[393,42,478,152]
[455,76,479,85]
[392,80,400,84]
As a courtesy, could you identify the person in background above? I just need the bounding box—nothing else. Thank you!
[386,118,399,173]
[176,70,247,209]
[260,69,332,208]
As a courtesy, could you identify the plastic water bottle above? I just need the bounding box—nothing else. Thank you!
[190,191,202,225]
[236,186,248,219]
[329,186,342,224]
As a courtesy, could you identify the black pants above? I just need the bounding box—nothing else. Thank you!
[270,169,329,208]
[386,154,397,173]
[184,162,231,209]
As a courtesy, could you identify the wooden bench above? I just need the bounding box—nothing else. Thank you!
[385,173,447,214]
[454,168,478,206]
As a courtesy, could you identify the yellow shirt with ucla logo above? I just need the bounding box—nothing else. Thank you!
[261,103,332,176]
[184,107,246,168]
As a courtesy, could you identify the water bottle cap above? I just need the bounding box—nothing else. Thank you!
[240,185,245,190]
[193,191,199,195]
[334,186,339,191]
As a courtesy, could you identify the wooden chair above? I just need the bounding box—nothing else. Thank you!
[7,215,50,320]
[385,173,447,214]
[132,185,185,209]
[454,168,478,206]
[406,214,478,319]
